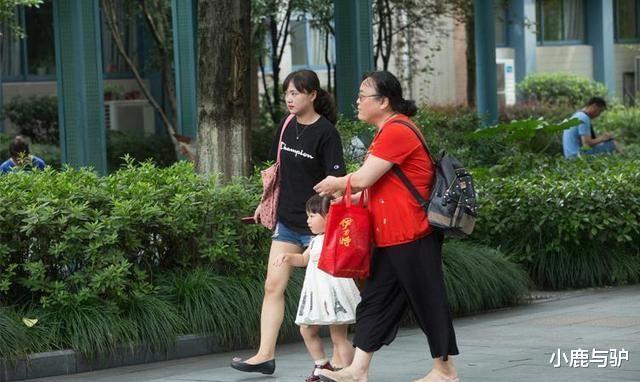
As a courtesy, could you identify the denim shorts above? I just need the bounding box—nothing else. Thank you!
[272,221,313,247]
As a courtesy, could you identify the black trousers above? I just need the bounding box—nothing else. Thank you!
[353,232,459,361]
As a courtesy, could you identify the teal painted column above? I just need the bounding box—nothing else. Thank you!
[587,0,615,97]
[334,0,373,119]
[474,0,498,126]
[172,0,197,139]
[0,70,4,133]
[53,0,107,174]
[509,0,537,85]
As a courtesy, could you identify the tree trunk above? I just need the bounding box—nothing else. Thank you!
[465,13,476,107]
[196,0,252,180]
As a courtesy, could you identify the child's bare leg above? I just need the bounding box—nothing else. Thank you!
[330,324,354,368]
[300,325,326,361]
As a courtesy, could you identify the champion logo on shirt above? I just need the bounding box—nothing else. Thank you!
[280,142,315,159]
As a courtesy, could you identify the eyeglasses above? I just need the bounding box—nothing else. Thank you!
[357,93,381,102]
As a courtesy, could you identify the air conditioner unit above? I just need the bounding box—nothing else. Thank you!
[104,100,155,137]
[496,58,516,107]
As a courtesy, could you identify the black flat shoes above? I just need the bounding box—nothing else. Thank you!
[230,357,276,375]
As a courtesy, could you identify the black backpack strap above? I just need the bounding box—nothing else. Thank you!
[392,166,430,216]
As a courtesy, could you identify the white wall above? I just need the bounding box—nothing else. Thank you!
[535,45,593,79]
[496,47,515,60]
[614,44,640,98]
[2,78,145,101]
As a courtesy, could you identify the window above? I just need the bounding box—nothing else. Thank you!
[495,1,509,47]
[25,1,55,76]
[289,14,335,70]
[1,2,56,80]
[615,0,640,42]
[1,12,23,78]
[0,0,142,82]
[536,0,586,44]
[100,1,141,76]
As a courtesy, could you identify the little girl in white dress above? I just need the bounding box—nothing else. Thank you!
[273,195,361,382]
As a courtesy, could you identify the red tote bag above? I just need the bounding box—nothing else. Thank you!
[318,176,372,278]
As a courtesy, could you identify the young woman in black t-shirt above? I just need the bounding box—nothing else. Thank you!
[231,69,347,376]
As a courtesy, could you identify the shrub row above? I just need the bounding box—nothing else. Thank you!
[472,155,640,289]
[0,245,528,359]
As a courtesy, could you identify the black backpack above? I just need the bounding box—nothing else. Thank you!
[391,120,477,238]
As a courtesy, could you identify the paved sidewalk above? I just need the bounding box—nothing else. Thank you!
[28,285,640,382]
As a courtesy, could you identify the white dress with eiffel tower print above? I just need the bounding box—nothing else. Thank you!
[296,234,361,326]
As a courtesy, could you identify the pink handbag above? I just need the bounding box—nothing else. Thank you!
[256,114,295,230]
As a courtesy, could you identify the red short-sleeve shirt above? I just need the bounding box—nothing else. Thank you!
[367,114,435,247]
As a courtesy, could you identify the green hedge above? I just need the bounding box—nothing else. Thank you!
[517,72,608,107]
[0,161,531,358]
[597,105,640,144]
[1,247,528,358]
[0,160,270,309]
[473,155,640,289]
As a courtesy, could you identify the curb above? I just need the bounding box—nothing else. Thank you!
[0,328,328,381]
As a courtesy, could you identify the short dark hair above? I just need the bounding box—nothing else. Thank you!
[586,97,607,109]
[305,194,331,216]
[9,136,29,158]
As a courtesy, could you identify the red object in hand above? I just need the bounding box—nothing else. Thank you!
[318,175,372,278]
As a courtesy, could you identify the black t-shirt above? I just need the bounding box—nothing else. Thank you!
[270,114,346,234]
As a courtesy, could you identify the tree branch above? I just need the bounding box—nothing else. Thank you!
[101,0,179,149]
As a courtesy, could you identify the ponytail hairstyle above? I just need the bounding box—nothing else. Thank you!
[283,69,337,124]
[362,71,417,117]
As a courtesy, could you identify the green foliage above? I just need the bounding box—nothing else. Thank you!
[159,267,303,348]
[470,117,579,153]
[0,308,28,357]
[0,161,270,309]
[517,72,608,107]
[473,155,640,289]
[118,292,185,351]
[500,101,574,124]
[107,131,177,172]
[0,0,43,37]
[442,242,531,315]
[2,96,59,144]
[596,105,640,143]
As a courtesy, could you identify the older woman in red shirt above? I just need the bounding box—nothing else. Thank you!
[314,71,459,382]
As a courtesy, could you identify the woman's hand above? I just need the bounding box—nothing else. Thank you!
[314,176,344,197]
[253,204,262,222]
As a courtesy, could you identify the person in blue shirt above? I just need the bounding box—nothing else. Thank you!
[562,97,621,158]
[0,136,46,174]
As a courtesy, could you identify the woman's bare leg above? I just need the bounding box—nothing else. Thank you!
[244,240,302,364]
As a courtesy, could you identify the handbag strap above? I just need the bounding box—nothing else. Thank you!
[389,120,434,216]
[276,114,296,164]
[343,175,366,208]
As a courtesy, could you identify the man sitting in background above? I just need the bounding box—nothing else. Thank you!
[0,136,46,174]
[562,97,622,159]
